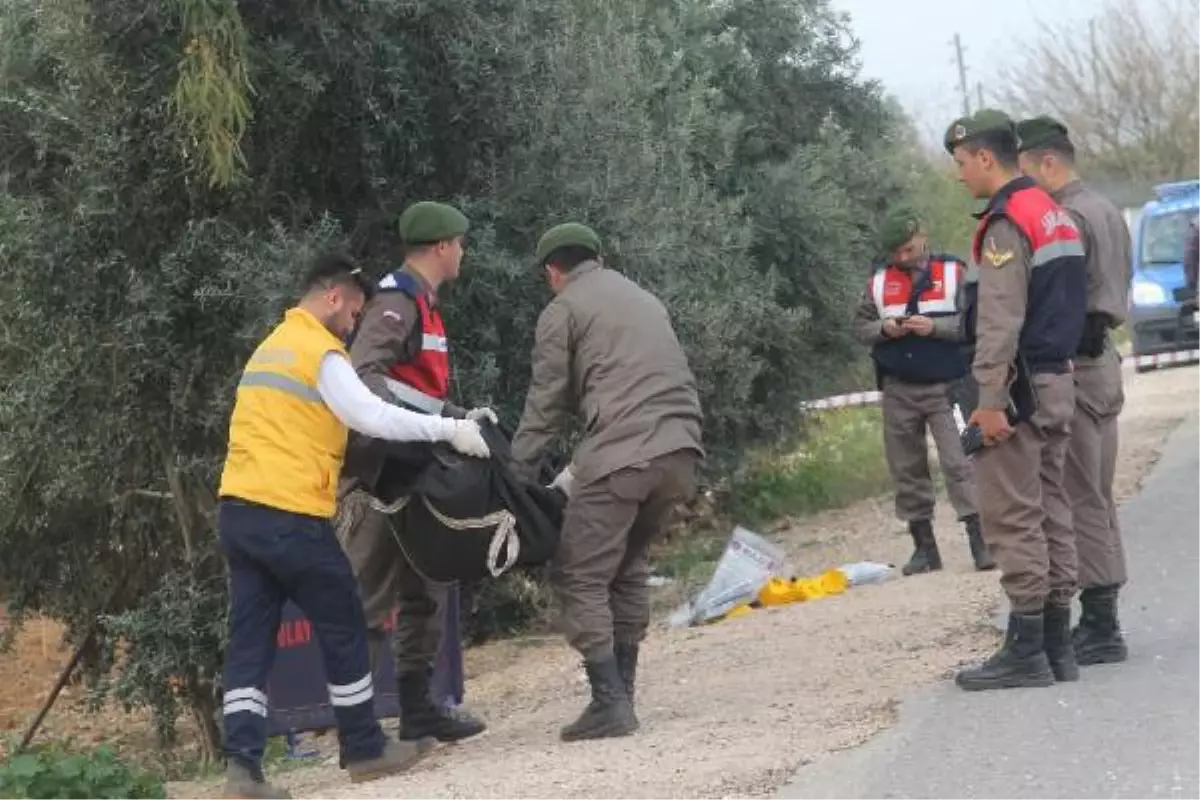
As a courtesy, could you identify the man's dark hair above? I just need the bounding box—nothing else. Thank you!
[962,129,1020,169]
[1023,138,1076,165]
[301,249,375,300]
[545,245,598,271]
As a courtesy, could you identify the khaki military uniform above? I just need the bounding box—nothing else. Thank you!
[511,261,703,659]
[336,276,461,675]
[852,277,978,524]
[1053,180,1131,590]
[972,219,1076,612]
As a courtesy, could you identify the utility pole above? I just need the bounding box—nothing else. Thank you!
[953,33,971,116]
[976,82,984,111]
[1088,17,1100,105]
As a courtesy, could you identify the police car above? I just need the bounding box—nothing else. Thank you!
[1128,179,1200,370]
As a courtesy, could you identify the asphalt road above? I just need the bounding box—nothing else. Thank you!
[779,414,1200,800]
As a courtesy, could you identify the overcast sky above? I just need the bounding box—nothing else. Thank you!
[830,0,1113,142]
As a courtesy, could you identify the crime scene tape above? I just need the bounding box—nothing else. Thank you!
[800,349,1199,411]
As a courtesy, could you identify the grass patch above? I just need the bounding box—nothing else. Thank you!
[1112,322,1131,350]
[726,406,892,528]
[647,406,892,606]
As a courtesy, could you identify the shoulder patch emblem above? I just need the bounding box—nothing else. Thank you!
[982,236,1014,268]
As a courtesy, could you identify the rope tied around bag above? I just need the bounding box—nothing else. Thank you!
[368,493,520,578]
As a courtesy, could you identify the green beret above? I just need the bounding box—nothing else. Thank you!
[943,108,1017,153]
[1015,115,1070,152]
[880,206,922,254]
[397,201,469,245]
[536,222,601,264]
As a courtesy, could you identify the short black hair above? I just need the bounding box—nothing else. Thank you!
[544,245,598,271]
[301,249,375,300]
[961,129,1020,169]
[1023,138,1076,165]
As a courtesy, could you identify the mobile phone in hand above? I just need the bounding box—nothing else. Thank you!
[960,423,985,456]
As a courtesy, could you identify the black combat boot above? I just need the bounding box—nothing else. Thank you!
[1073,585,1128,665]
[398,668,487,743]
[560,656,638,742]
[614,641,639,709]
[902,519,942,576]
[962,514,996,571]
[1043,602,1080,682]
[955,611,1055,691]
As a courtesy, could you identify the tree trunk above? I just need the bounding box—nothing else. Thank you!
[189,682,223,766]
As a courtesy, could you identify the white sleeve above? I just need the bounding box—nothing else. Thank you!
[316,352,455,442]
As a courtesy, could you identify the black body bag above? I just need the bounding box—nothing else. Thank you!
[372,420,566,583]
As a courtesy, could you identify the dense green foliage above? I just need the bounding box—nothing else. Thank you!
[0,743,165,799]
[0,0,976,754]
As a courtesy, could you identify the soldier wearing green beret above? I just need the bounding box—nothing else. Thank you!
[944,109,1090,692]
[335,199,492,744]
[852,206,993,576]
[510,222,704,741]
[1016,116,1133,667]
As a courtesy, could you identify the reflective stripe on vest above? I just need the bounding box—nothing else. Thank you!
[218,307,349,519]
[422,333,448,353]
[383,375,445,415]
[870,259,961,319]
[237,371,323,403]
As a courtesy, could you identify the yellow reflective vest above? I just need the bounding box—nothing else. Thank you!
[218,307,349,518]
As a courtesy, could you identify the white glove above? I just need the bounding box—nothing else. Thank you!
[445,419,491,458]
[549,466,576,498]
[466,407,499,425]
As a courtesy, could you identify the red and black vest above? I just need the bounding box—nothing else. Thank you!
[869,256,969,384]
[377,269,450,412]
[965,177,1088,366]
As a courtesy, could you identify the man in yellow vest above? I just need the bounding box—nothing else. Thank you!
[216,250,490,799]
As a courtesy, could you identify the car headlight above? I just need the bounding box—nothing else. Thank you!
[1131,279,1169,307]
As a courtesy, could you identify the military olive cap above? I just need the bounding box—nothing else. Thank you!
[397,201,469,245]
[943,108,1017,153]
[1015,115,1071,152]
[880,205,923,254]
[536,222,601,264]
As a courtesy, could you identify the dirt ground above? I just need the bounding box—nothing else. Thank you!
[2,365,1194,798]
[270,364,1197,799]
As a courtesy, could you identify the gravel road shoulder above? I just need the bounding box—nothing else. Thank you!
[173,364,1197,799]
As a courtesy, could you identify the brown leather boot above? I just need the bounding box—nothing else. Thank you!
[344,738,437,784]
[222,761,291,799]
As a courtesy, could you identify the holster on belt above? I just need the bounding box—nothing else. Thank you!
[1008,355,1040,425]
[959,356,1041,456]
[1075,312,1113,358]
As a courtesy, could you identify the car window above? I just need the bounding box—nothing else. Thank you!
[1142,209,1199,265]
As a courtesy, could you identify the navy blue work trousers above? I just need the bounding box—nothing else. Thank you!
[218,498,385,776]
